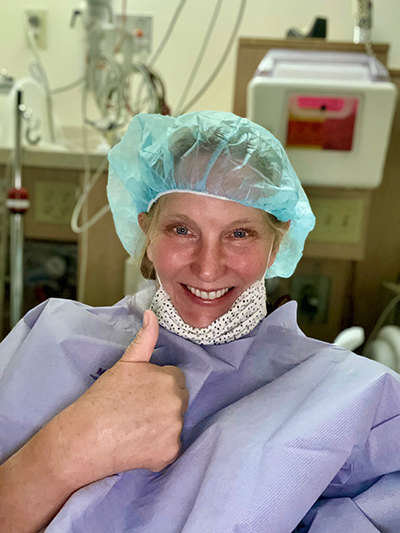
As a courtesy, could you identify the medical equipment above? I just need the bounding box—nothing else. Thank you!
[334,292,400,367]
[364,325,400,371]
[247,49,397,188]
[70,0,171,140]
[334,327,365,352]
[107,111,315,279]
[6,90,31,327]
[362,292,400,371]
[0,77,53,149]
[24,240,77,313]
[75,0,247,135]
[0,71,14,331]
[0,12,62,149]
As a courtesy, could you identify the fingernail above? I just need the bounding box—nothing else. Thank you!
[143,310,149,328]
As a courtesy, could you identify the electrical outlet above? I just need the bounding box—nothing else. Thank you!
[307,197,365,244]
[34,181,77,225]
[25,9,48,49]
[290,275,331,324]
[115,13,152,56]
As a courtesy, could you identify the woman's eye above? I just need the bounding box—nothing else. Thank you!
[175,226,189,235]
[233,229,248,239]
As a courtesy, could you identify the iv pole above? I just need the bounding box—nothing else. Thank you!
[6,89,30,328]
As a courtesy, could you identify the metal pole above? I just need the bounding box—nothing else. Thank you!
[10,214,24,326]
[7,89,30,328]
[14,90,22,189]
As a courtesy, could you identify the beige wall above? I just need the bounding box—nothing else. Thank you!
[1,0,400,127]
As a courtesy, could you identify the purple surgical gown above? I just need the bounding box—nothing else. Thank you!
[1,295,400,532]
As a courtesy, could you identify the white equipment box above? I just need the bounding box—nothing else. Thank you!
[247,49,398,188]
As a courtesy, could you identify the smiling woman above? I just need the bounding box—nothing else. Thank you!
[141,193,276,328]
[112,111,305,337]
[2,111,400,533]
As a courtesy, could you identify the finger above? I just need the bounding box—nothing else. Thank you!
[181,388,190,413]
[163,365,187,389]
[121,310,159,363]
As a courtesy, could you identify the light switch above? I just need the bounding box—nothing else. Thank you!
[308,197,365,244]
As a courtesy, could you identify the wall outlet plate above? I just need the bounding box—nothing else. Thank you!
[308,197,365,244]
[115,13,152,56]
[34,181,77,225]
[290,274,331,324]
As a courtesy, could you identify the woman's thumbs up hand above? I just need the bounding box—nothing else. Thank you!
[49,310,189,491]
[121,309,160,362]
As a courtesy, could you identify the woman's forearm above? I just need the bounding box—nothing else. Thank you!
[0,312,188,532]
[0,418,80,533]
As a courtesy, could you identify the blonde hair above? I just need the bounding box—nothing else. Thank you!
[139,197,165,280]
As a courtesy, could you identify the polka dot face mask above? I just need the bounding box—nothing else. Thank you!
[150,278,267,345]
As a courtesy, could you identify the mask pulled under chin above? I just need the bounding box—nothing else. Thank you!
[150,279,267,345]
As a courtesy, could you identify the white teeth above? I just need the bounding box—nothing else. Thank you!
[187,286,230,300]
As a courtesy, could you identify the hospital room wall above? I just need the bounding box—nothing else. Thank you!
[1,0,400,124]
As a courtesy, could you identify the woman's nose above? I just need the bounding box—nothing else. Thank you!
[190,240,226,281]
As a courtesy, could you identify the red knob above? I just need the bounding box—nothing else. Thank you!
[6,187,30,214]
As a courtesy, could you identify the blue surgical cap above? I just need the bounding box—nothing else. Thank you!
[107,110,315,278]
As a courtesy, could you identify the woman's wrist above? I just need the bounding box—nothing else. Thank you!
[44,404,100,491]
[0,420,80,533]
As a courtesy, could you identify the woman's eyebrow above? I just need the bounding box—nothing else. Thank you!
[164,214,193,223]
[227,218,257,227]
[164,215,259,227]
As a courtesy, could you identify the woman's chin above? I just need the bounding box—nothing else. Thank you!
[182,314,217,329]
[179,314,219,329]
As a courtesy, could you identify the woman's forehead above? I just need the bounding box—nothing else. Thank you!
[157,192,266,224]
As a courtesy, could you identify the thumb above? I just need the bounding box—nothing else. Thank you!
[122,310,159,363]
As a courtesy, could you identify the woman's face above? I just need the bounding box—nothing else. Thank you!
[143,193,277,328]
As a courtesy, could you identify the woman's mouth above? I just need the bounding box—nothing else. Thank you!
[184,285,233,301]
